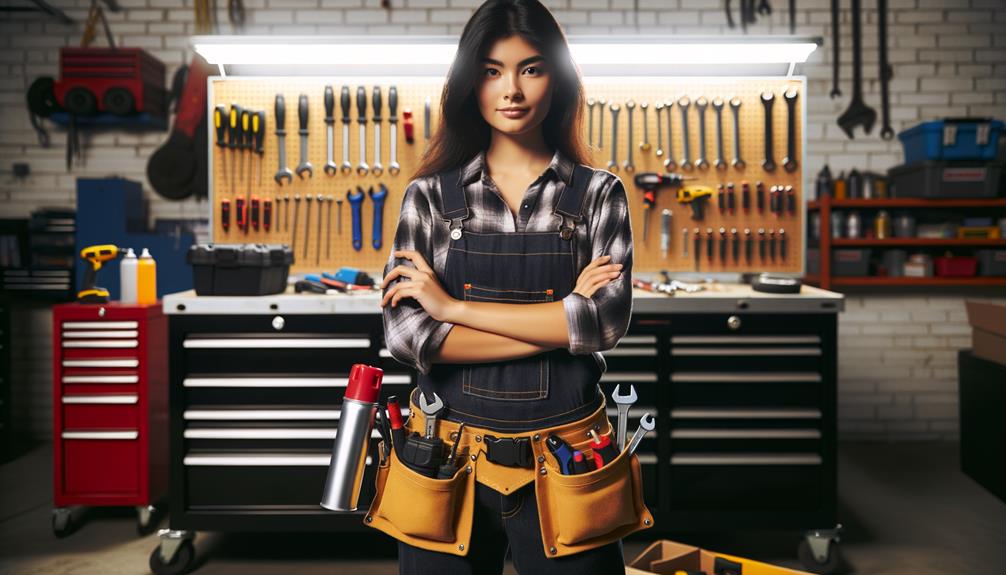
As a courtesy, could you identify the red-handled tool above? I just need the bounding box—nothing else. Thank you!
[235,197,246,231]
[387,395,405,456]
[251,195,260,231]
[263,198,272,231]
[590,429,619,468]
[221,198,230,232]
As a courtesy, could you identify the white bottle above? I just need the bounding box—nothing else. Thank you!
[120,248,138,303]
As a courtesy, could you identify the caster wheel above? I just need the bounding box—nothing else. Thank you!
[103,87,135,115]
[51,509,74,538]
[798,539,842,575]
[149,539,195,575]
[64,87,97,116]
[136,505,163,536]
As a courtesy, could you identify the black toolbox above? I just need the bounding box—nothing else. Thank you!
[187,244,293,296]
[888,160,1004,198]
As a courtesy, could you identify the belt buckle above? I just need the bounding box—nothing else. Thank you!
[484,434,532,468]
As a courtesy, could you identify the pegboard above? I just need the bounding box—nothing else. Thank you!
[208,77,805,276]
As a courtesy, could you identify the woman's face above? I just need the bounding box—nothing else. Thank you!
[476,35,553,136]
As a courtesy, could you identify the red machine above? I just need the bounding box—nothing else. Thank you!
[51,302,168,536]
[53,47,166,117]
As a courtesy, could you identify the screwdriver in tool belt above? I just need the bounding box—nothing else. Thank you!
[214,105,227,187]
[387,396,406,456]
[589,429,619,468]
[437,423,466,479]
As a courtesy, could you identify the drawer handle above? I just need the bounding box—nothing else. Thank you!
[63,321,139,329]
[183,374,410,388]
[672,336,821,345]
[182,338,370,349]
[671,372,822,383]
[671,409,822,419]
[62,394,138,404]
[671,429,821,439]
[671,347,821,357]
[63,375,139,384]
[603,348,657,357]
[184,428,382,440]
[599,372,658,383]
[183,409,342,420]
[63,330,139,339]
[62,340,138,349]
[671,453,822,465]
[182,454,372,467]
[727,315,741,330]
[63,359,140,368]
[61,431,139,440]
[617,335,658,345]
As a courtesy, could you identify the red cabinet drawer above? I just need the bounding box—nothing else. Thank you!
[61,434,140,495]
[62,396,139,429]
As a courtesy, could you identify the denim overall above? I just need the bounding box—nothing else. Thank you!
[416,163,604,433]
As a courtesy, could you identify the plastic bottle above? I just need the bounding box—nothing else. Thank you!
[137,248,157,305]
[120,248,138,303]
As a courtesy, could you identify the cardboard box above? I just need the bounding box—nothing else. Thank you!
[628,540,814,575]
[965,301,1006,366]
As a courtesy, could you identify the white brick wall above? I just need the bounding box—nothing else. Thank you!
[1,0,1005,441]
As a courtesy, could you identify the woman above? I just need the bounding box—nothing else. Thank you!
[377,1,639,573]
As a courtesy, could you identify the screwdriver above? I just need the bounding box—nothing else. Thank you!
[436,423,466,479]
[255,110,266,186]
[589,429,618,468]
[228,103,242,197]
[214,105,227,187]
[241,108,253,223]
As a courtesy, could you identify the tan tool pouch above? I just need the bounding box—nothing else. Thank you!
[363,441,477,556]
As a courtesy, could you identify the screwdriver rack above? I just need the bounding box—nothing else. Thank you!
[208,76,805,276]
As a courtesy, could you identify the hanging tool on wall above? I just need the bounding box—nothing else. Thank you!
[729,97,744,169]
[830,0,841,98]
[837,0,877,138]
[677,96,692,170]
[274,94,293,185]
[356,86,369,175]
[633,172,686,242]
[347,186,365,252]
[639,101,650,152]
[423,96,431,150]
[388,85,400,175]
[324,85,338,176]
[878,0,894,140]
[370,184,387,251]
[296,93,313,179]
[623,99,636,172]
[372,86,383,176]
[694,97,709,170]
[661,209,672,259]
[783,88,799,173]
[676,186,714,221]
[304,194,313,260]
[255,110,265,186]
[608,102,620,172]
[340,85,353,174]
[760,91,776,172]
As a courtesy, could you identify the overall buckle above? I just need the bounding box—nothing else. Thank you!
[483,435,533,468]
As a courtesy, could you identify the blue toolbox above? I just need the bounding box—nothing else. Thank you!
[899,118,1004,164]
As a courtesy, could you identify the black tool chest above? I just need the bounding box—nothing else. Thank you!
[159,287,840,568]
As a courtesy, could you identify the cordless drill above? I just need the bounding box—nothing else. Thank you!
[633,172,687,242]
[676,186,715,221]
[77,244,122,303]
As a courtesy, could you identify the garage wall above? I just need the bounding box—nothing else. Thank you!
[2,0,1005,442]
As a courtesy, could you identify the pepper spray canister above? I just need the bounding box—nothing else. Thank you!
[320,363,383,512]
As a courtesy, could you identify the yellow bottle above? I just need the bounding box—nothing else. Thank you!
[136,248,158,305]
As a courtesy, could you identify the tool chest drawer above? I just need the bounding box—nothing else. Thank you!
[181,373,411,406]
[668,459,823,511]
[601,334,659,372]
[183,333,375,374]
[670,372,825,408]
[53,303,168,510]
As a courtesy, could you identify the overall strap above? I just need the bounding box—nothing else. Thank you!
[553,164,594,239]
[439,167,468,239]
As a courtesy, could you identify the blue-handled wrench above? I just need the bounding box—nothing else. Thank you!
[347,186,365,251]
[369,184,387,251]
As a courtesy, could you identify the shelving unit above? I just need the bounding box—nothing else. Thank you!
[804,195,1006,289]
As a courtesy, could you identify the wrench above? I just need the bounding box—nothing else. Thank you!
[340,86,353,175]
[295,94,312,179]
[761,91,776,172]
[677,96,692,171]
[783,88,799,173]
[837,0,877,138]
[694,97,709,170]
[597,98,606,149]
[608,102,620,172]
[663,100,676,171]
[303,194,313,260]
[729,97,745,169]
[347,186,365,252]
[419,391,444,439]
[712,97,727,171]
[586,98,595,148]
[273,95,293,185]
[640,101,650,152]
[654,103,664,158]
[369,183,387,250]
[757,0,772,15]
[356,86,369,175]
[625,413,655,455]
[372,86,383,176]
[830,0,842,99]
[623,100,635,172]
[612,384,638,450]
[323,85,338,176]
[878,0,894,140]
[388,85,401,175]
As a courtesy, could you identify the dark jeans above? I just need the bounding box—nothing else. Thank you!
[397,481,625,575]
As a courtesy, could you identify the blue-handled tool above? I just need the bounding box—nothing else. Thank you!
[347,186,365,251]
[369,183,387,251]
[545,434,574,475]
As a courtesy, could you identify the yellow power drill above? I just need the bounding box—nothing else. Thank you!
[676,186,715,221]
[77,244,122,303]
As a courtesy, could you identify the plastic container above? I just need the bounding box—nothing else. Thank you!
[119,247,137,303]
[882,250,908,278]
[888,161,1004,198]
[934,256,978,278]
[898,118,1004,163]
[136,248,157,305]
[832,249,871,277]
[976,250,1006,276]
[187,243,293,296]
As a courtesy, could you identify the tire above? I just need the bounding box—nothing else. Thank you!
[64,87,97,116]
[148,540,195,575]
[797,539,842,575]
[51,511,73,538]
[103,87,135,115]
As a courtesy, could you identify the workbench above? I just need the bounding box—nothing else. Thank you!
[153,281,843,573]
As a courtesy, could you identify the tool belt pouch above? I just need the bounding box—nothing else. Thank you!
[534,438,654,557]
[364,441,476,555]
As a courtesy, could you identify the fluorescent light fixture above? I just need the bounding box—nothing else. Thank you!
[192,35,821,77]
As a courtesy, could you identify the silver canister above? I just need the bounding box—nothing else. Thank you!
[321,364,383,512]
[831,212,844,238]
[846,211,862,239]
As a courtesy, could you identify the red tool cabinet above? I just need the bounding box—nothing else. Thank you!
[52,302,168,537]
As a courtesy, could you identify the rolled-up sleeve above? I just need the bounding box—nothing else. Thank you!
[381,180,455,375]
[563,177,634,355]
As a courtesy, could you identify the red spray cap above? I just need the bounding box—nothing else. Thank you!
[345,364,383,404]
[386,396,404,430]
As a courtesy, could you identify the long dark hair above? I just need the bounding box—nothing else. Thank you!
[413,0,590,179]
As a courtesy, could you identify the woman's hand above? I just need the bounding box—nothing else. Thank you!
[380,250,460,322]
[572,255,623,298]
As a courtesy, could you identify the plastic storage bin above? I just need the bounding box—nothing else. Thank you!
[934,256,978,277]
[187,244,293,296]
[832,249,871,277]
[899,118,1004,163]
[976,250,1006,276]
[888,161,1003,198]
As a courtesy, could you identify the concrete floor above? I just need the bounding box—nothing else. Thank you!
[1,442,1003,574]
